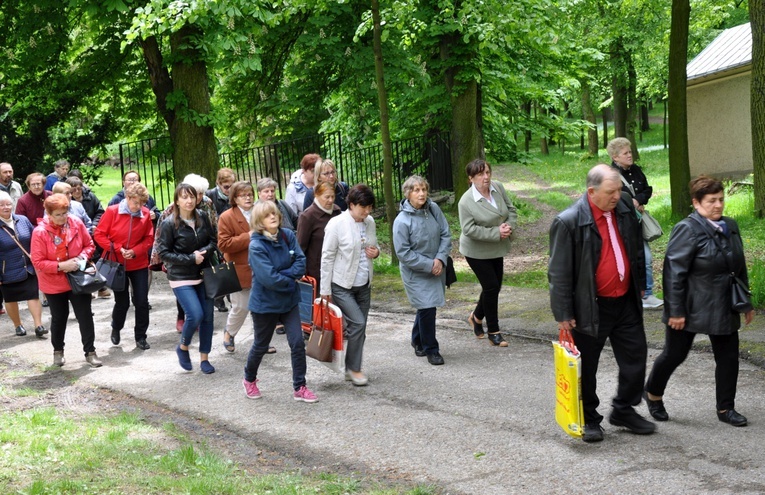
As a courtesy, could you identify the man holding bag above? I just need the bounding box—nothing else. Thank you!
[548,165,655,443]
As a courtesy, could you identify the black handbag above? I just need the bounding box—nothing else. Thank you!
[96,245,126,292]
[67,262,108,295]
[445,256,457,288]
[202,249,242,299]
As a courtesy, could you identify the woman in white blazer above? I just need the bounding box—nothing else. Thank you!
[320,184,380,386]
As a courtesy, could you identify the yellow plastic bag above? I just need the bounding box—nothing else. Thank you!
[553,329,584,438]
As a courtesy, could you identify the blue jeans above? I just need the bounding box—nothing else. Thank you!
[412,307,439,355]
[644,240,654,296]
[331,282,371,372]
[172,283,214,354]
[244,305,306,390]
[111,268,150,341]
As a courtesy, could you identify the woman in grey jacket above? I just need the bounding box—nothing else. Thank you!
[457,159,517,347]
[393,176,451,365]
[645,176,754,427]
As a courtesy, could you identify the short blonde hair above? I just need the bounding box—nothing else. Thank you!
[216,168,236,184]
[606,137,632,159]
[250,200,282,234]
[315,159,337,184]
[52,182,72,194]
[125,182,150,204]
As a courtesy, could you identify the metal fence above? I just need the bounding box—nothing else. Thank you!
[219,132,342,198]
[119,131,451,208]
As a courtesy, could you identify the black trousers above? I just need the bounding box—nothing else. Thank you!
[645,328,739,411]
[111,268,150,341]
[46,291,95,356]
[464,256,504,333]
[573,290,647,424]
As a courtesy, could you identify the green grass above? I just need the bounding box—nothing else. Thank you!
[0,402,435,495]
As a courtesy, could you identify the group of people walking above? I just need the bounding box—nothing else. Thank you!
[0,144,754,424]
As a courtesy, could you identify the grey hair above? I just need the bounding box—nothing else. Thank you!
[0,191,12,204]
[606,137,632,159]
[256,177,278,192]
[402,175,429,198]
[182,174,209,194]
[587,164,621,189]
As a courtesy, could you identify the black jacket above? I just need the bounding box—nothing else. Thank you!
[79,188,105,226]
[548,192,645,337]
[157,210,217,281]
[205,187,232,216]
[611,162,653,206]
[662,211,750,334]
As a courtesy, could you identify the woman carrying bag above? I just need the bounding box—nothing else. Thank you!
[94,182,155,351]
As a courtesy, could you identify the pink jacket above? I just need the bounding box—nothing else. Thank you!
[31,215,95,294]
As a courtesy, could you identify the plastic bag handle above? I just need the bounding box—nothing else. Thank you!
[558,327,580,356]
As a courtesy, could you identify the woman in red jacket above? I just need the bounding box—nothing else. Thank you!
[30,193,99,367]
[94,183,155,350]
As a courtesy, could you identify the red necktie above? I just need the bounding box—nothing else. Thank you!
[604,211,625,281]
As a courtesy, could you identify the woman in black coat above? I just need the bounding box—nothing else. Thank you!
[644,175,754,427]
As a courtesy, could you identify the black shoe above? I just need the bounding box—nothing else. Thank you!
[582,423,604,443]
[15,325,27,336]
[216,304,228,313]
[275,325,286,335]
[487,332,508,347]
[136,338,151,350]
[411,342,426,357]
[34,325,48,338]
[148,303,153,311]
[609,409,656,435]
[644,391,669,421]
[717,409,747,427]
[110,328,120,345]
[427,352,445,365]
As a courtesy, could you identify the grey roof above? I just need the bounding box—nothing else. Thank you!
[687,22,751,82]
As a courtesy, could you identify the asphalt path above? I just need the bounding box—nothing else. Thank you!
[3,276,765,494]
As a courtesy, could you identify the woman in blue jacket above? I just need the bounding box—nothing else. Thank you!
[393,176,451,365]
[0,191,47,338]
[242,201,318,403]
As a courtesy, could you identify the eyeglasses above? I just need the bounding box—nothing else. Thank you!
[124,178,139,183]
[321,170,337,177]
[29,183,43,187]
[221,184,233,190]
[238,194,253,199]
[0,204,12,208]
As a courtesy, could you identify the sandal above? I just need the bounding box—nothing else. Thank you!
[266,346,277,354]
[223,331,235,353]
[468,312,485,339]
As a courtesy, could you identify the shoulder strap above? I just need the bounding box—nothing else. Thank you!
[618,174,636,197]
[1,225,31,259]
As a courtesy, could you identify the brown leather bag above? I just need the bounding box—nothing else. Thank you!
[305,301,335,362]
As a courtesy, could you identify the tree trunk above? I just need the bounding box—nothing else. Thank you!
[640,100,650,132]
[668,0,692,218]
[752,0,765,217]
[602,106,609,149]
[169,25,219,183]
[139,36,174,131]
[371,0,398,264]
[627,53,640,161]
[523,101,532,152]
[581,80,599,156]
[611,38,628,138]
[442,34,483,200]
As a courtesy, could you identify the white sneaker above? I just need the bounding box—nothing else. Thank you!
[642,294,663,309]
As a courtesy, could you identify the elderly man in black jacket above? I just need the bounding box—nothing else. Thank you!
[549,164,655,443]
